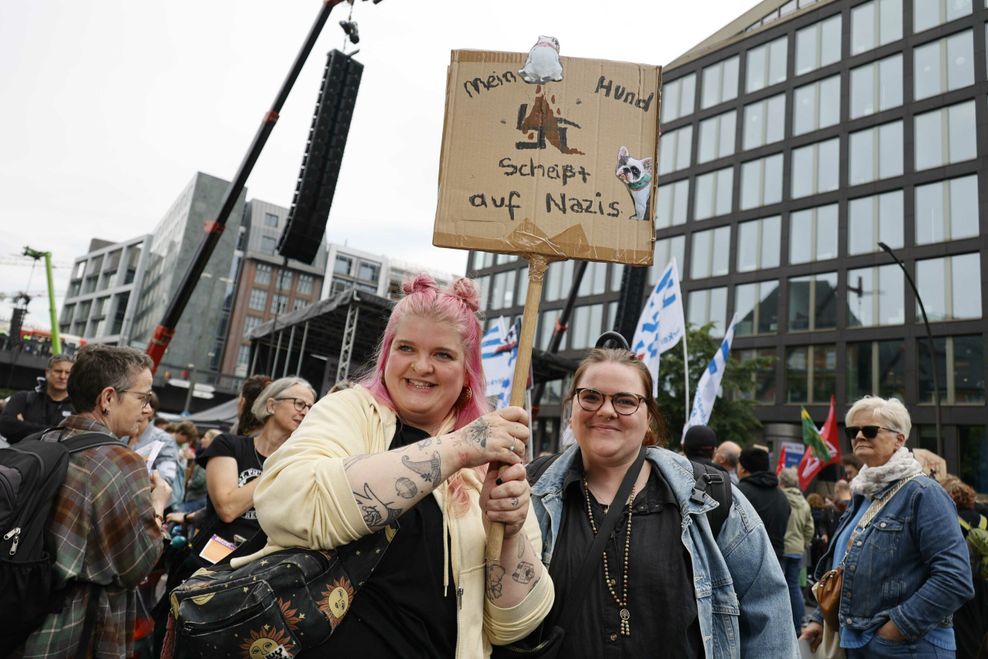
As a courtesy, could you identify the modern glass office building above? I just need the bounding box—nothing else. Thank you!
[467,0,988,492]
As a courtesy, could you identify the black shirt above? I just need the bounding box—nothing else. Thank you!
[0,389,75,443]
[327,423,457,657]
[549,459,704,658]
[193,433,263,551]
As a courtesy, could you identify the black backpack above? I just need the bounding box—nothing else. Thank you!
[0,431,119,654]
[526,453,733,538]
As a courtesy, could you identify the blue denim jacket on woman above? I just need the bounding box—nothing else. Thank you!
[531,445,799,659]
[809,475,974,640]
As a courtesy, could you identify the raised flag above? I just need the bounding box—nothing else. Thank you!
[796,395,842,490]
[684,314,739,433]
[631,258,686,395]
[481,317,519,410]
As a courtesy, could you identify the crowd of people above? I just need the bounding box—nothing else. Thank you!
[2,272,986,658]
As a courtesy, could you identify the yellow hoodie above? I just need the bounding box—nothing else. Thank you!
[241,385,554,657]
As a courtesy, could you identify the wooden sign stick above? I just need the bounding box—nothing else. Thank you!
[487,253,553,561]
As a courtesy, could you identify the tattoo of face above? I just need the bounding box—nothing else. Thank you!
[487,563,506,600]
[512,561,536,585]
[395,477,418,499]
[352,483,401,529]
[401,451,442,486]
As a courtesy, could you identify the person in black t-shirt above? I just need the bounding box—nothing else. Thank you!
[0,354,75,443]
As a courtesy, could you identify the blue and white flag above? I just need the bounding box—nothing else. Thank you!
[481,317,519,410]
[631,258,686,395]
[684,313,739,434]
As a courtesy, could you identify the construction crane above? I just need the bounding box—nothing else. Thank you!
[21,247,61,354]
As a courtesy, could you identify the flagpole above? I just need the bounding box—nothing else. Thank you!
[682,332,690,427]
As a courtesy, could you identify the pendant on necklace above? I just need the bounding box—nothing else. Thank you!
[620,607,631,636]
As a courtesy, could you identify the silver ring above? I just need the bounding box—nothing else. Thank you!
[511,497,519,508]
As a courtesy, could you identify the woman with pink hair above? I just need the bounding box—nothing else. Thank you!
[249,274,554,657]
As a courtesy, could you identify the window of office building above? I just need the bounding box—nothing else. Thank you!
[544,260,578,302]
[915,174,979,245]
[293,298,307,312]
[793,75,840,135]
[742,94,786,150]
[496,253,518,265]
[792,138,839,198]
[848,190,904,255]
[260,236,278,256]
[538,308,560,350]
[849,120,903,186]
[569,304,605,350]
[918,335,984,404]
[694,167,733,220]
[270,294,288,314]
[735,347,776,404]
[490,270,517,310]
[847,264,905,327]
[701,56,739,109]
[795,14,842,75]
[850,54,903,119]
[790,204,838,264]
[851,0,903,55]
[248,288,266,311]
[264,212,279,228]
[913,0,971,33]
[242,315,261,338]
[737,215,781,273]
[917,253,982,321]
[475,275,490,311]
[690,225,731,279]
[577,261,608,297]
[847,340,907,399]
[958,425,988,492]
[276,269,291,290]
[698,111,737,164]
[659,126,693,174]
[688,287,728,336]
[656,179,689,228]
[746,36,788,93]
[740,153,783,210]
[297,274,314,295]
[358,261,380,282]
[914,30,974,101]
[786,344,837,403]
[735,280,780,335]
[789,272,838,330]
[915,100,976,170]
[334,255,352,276]
[255,263,272,286]
[648,235,686,287]
[661,73,696,124]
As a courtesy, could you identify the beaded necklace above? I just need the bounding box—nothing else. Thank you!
[583,479,636,636]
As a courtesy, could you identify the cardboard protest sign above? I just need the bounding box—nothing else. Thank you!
[434,47,661,265]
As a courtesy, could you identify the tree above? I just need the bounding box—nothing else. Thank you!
[654,323,772,450]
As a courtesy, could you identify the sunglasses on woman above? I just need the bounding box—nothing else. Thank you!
[844,425,899,440]
[574,388,646,416]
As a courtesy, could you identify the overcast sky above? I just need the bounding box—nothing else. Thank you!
[0,0,762,333]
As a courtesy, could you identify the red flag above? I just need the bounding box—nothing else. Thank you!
[797,395,842,490]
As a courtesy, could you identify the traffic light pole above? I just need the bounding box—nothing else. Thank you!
[146,0,345,371]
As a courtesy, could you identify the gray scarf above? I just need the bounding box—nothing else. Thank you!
[851,446,925,498]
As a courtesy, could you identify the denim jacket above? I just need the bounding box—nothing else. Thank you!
[809,475,974,640]
[531,445,798,658]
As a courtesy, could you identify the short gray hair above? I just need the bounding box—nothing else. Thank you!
[251,376,316,423]
[779,467,799,488]
[845,395,911,439]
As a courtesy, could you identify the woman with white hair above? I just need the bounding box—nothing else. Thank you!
[800,396,974,658]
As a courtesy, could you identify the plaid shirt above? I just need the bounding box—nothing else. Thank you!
[17,416,163,659]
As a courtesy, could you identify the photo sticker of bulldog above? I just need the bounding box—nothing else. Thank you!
[615,146,652,220]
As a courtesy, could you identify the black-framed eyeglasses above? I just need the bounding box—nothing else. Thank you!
[844,425,899,440]
[275,397,313,413]
[574,388,646,416]
[120,389,153,407]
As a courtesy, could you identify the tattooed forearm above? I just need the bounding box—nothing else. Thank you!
[395,477,418,499]
[401,452,442,486]
[487,563,506,600]
[457,419,490,449]
[344,454,371,471]
[512,561,535,585]
[353,483,401,529]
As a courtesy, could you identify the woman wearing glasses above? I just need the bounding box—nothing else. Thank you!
[529,347,796,658]
[185,376,315,564]
[800,396,973,658]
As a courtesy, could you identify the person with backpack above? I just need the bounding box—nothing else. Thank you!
[0,354,75,443]
[9,344,172,658]
[524,346,796,658]
[943,477,988,659]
